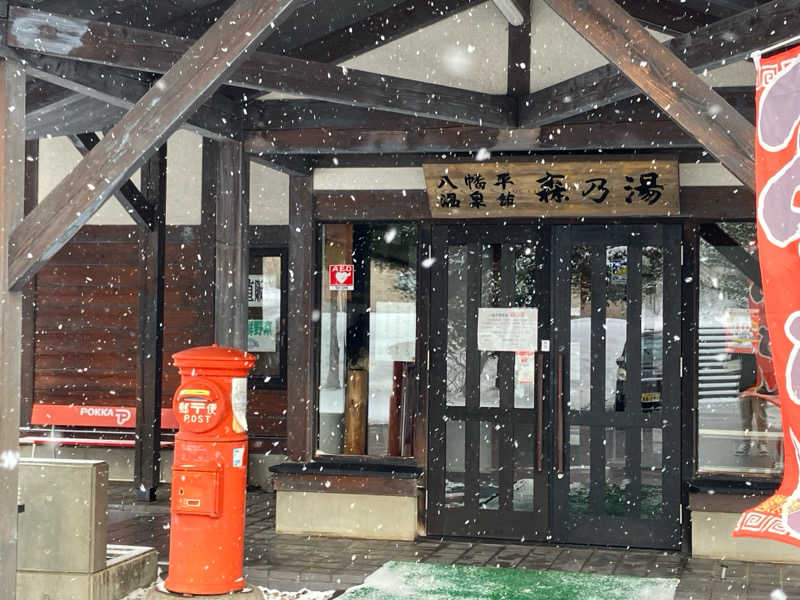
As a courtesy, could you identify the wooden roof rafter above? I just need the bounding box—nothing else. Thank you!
[6,6,515,128]
[283,0,486,64]
[541,0,755,190]
[521,0,800,128]
[8,49,244,141]
[68,132,156,230]
[6,0,306,292]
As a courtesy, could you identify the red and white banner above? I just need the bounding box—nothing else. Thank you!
[734,43,800,546]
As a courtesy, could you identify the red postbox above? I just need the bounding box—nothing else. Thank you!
[164,344,255,595]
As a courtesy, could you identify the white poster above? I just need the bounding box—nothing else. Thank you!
[231,377,248,433]
[477,307,538,352]
[247,274,280,353]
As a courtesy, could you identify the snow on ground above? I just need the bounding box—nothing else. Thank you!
[122,581,335,599]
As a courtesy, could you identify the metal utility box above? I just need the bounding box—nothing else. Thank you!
[18,458,108,574]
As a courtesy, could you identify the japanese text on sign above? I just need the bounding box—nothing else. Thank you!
[424,157,679,218]
[177,397,218,425]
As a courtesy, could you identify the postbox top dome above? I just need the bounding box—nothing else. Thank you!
[172,344,256,375]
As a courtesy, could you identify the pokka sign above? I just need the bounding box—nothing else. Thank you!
[733,42,800,547]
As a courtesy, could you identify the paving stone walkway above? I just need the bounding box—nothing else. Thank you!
[107,483,798,599]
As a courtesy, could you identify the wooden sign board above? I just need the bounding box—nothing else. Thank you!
[423,156,679,218]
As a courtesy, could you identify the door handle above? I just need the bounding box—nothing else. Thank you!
[535,351,544,473]
[556,353,564,476]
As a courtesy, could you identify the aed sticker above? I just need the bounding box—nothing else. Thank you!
[231,377,248,433]
[232,447,244,468]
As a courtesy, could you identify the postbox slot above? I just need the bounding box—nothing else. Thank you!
[172,465,222,517]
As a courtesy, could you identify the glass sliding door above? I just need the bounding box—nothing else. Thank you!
[427,225,549,540]
[551,224,682,550]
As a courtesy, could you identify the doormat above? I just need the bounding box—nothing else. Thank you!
[336,561,678,600]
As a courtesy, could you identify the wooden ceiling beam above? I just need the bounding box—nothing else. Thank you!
[26,94,124,140]
[540,0,755,190]
[244,100,460,131]
[285,0,484,63]
[68,133,156,230]
[6,6,514,127]
[616,0,716,34]
[244,119,700,155]
[11,51,242,141]
[25,78,72,113]
[521,0,799,128]
[6,0,301,291]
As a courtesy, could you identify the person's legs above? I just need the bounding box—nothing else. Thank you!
[754,398,769,455]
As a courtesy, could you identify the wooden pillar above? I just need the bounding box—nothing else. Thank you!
[134,144,167,502]
[20,140,37,428]
[212,140,249,349]
[507,5,531,98]
[0,58,26,600]
[286,176,314,461]
[199,139,218,346]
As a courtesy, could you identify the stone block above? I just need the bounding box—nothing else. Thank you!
[17,545,157,600]
[276,491,417,541]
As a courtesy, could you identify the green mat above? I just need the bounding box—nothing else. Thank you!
[337,561,678,600]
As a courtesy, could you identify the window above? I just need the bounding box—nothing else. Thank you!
[317,223,418,457]
[248,248,287,387]
[696,222,781,477]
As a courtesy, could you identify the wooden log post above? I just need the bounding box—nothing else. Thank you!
[286,176,314,461]
[134,144,167,502]
[344,369,368,455]
[0,57,26,600]
[212,141,249,349]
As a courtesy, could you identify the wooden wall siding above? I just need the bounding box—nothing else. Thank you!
[31,225,288,444]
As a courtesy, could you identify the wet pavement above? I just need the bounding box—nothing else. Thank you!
[107,482,798,599]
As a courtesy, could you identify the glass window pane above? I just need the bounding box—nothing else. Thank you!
[642,428,663,519]
[317,224,418,457]
[641,248,664,416]
[248,254,284,383]
[513,423,535,511]
[479,421,499,510]
[445,419,465,508]
[697,223,782,476]
[480,244,500,408]
[570,246,592,411]
[604,427,626,516]
[447,245,467,407]
[514,245,538,409]
[568,425,591,514]
[606,247,627,413]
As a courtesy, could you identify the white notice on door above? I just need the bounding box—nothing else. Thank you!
[477,308,538,352]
